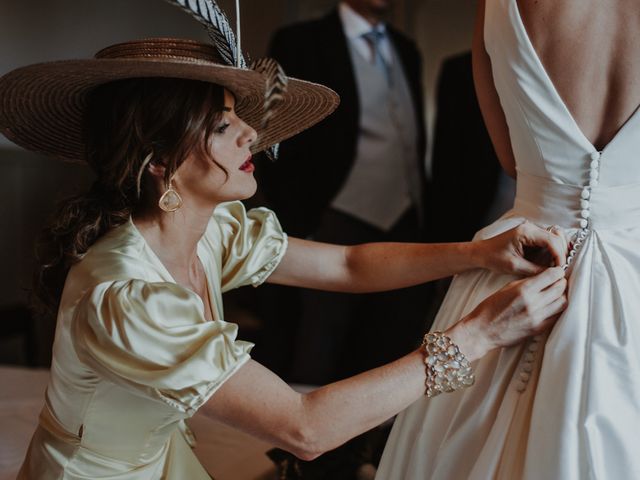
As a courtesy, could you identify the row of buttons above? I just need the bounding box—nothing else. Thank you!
[514,150,601,393]
[579,151,601,228]
[514,335,541,393]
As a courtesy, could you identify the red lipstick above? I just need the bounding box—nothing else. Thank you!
[239,155,254,172]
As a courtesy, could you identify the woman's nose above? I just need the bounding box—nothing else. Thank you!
[240,122,258,146]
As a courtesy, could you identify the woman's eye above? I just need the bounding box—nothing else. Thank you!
[216,122,230,134]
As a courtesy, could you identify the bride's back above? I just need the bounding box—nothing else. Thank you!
[518,0,640,150]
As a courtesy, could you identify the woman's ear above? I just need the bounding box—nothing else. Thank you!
[147,159,166,180]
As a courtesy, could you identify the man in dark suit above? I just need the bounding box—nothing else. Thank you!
[256,0,432,385]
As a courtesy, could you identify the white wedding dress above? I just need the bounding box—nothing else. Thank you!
[377,1,640,479]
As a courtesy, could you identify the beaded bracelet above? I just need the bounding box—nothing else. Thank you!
[422,332,475,398]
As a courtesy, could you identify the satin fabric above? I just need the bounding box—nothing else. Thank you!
[18,201,288,479]
[378,1,640,478]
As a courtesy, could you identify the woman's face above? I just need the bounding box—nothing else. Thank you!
[173,89,258,209]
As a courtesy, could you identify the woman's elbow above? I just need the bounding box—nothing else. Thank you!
[282,400,338,461]
[285,423,328,461]
[292,446,324,462]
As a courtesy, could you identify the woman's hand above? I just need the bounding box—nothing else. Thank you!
[472,221,569,276]
[446,266,567,361]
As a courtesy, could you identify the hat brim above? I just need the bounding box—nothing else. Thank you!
[0,57,339,162]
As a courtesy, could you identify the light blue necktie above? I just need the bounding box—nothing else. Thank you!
[362,29,392,85]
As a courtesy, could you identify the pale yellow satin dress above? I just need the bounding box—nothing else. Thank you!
[18,201,288,479]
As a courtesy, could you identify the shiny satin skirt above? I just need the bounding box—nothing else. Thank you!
[377,178,640,479]
[17,414,210,480]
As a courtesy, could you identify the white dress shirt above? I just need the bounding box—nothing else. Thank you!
[338,2,393,67]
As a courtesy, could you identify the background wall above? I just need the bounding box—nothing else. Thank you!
[0,0,477,359]
[414,1,477,148]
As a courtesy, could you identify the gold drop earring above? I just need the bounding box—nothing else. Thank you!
[158,178,183,212]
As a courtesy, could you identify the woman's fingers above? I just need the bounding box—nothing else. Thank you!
[537,276,568,306]
[532,296,568,333]
[522,266,565,292]
[512,258,545,276]
[521,272,567,335]
[549,226,569,259]
[504,223,570,275]
[545,294,568,318]
[522,222,568,267]
[460,266,569,355]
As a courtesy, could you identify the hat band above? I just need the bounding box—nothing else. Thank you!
[95,38,224,64]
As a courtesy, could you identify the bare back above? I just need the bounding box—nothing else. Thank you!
[518,0,640,150]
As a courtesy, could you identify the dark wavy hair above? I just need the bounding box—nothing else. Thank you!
[32,77,225,316]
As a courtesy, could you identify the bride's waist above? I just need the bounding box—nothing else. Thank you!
[513,172,640,229]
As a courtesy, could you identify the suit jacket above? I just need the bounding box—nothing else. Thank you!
[429,52,502,242]
[257,9,428,237]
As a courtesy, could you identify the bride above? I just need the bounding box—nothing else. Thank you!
[378,0,640,478]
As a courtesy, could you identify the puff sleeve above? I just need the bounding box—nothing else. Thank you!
[72,279,252,416]
[209,201,288,292]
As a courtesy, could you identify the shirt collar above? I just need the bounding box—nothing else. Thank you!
[338,2,387,40]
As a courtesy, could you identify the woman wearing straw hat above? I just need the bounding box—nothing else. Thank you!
[1,14,568,480]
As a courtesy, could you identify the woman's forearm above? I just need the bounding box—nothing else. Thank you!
[204,321,489,460]
[270,224,566,292]
[299,318,492,456]
[343,241,480,293]
[203,351,427,461]
[298,349,425,457]
[268,237,481,293]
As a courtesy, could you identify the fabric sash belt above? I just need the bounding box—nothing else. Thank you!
[38,400,81,446]
[513,171,640,230]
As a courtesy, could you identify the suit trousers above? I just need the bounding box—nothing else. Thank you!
[290,207,434,385]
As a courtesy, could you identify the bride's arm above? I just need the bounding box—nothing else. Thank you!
[473,0,518,178]
[268,221,567,293]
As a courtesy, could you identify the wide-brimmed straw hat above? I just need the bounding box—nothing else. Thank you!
[0,37,340,162]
